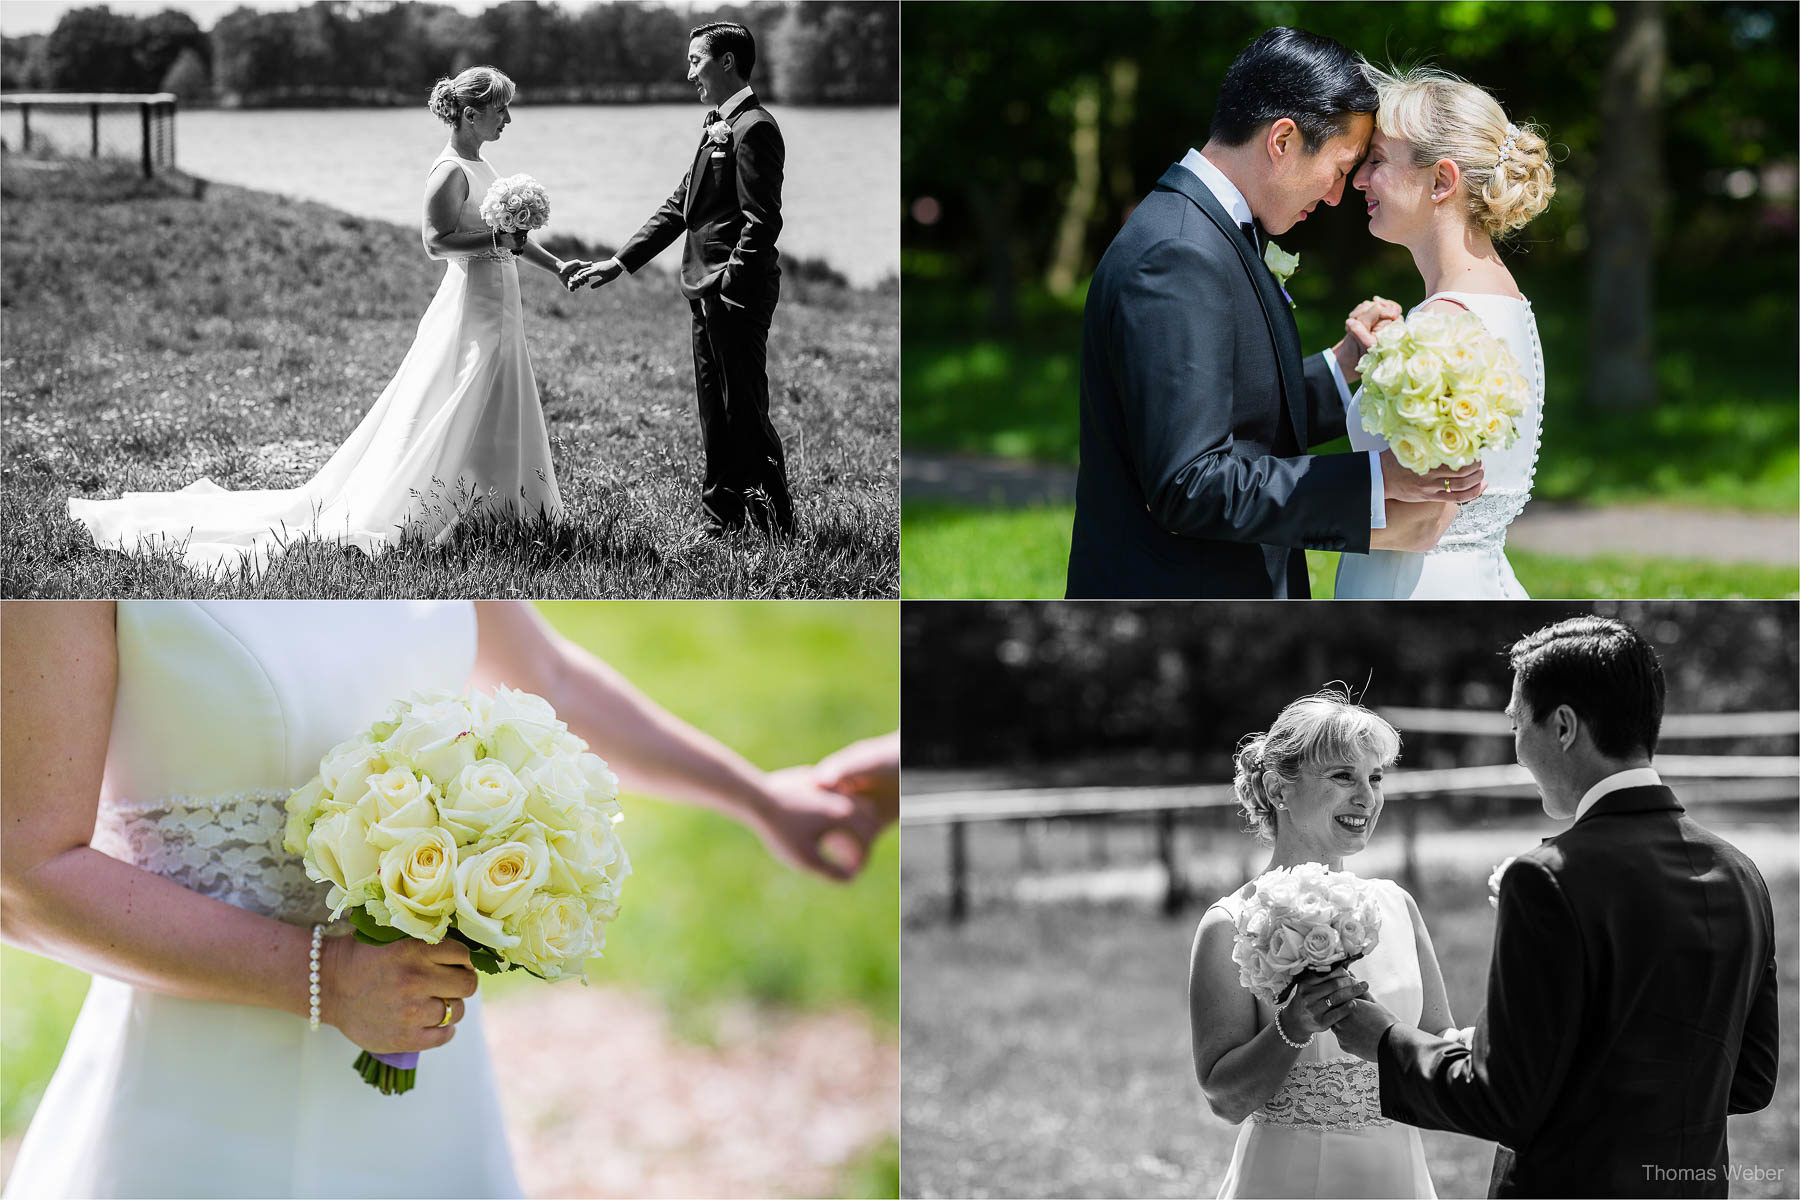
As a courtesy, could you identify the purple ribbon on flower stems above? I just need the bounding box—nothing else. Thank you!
[371,1051,420,1070]
[1281,285,1296,310]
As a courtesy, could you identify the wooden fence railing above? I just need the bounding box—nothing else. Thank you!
[902,709,1799,922]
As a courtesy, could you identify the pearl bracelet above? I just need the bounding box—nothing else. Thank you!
[1273,996,1314,1050]
[308,924,324,1031]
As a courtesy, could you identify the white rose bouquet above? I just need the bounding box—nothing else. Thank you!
[283,685,629,1094]
[477,173,550,254]
[1356,310,1531,475]
[1230,862,1382,1005]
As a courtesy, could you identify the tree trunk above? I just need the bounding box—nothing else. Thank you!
[1586,1,1665,410]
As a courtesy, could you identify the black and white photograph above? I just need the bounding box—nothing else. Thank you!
[900,601,1797,1198]
[1,0,898,598]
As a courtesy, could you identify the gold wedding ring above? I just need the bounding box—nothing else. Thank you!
[1442,479,1451,492]
[437,999,454,1028]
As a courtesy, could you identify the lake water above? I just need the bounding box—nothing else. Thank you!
[32,104,899,287]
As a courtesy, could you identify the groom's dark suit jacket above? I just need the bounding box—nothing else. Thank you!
[1378,785,1780,1198]
[1065,164,1373,599]
[617,95,782,307]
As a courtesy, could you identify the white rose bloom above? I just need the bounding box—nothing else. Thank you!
[453,827,550,951]
[1365,354,1406,401]
[305,806,382,912]
[440,759,531,844]
[1390,430,1432,474]
[506,892,594,979]
[483,686,566,771]
[283,777,329,853]
[523,756,594,831]
[356,766,440,850]
[375,827,459,941]
[318,736,385,811]
[382,696,481,787]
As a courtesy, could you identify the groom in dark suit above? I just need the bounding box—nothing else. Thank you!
[574,22,794,537]
[1336,616,1781,1198]
[1066,27,1485,598]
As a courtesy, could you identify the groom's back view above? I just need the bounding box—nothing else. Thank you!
[1066,28,1382,599]
[1376,618,1781,1198]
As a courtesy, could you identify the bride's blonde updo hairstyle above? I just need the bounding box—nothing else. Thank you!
[428,66,516,127]
[1232,687,1401,844]
[1361,63,1555,238]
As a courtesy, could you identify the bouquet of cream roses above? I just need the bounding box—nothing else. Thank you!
[283,685,628,1093]
[478,173,550,253]
[1356,310,1530,474]
[1230,862,1382,1005]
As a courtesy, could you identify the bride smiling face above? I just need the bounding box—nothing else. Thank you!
[1267,749,1387,864]
[1233,690,1400,871]
[1354,129,1443,245]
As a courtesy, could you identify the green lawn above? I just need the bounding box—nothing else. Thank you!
[901,502,1800,599]
[1,600,899,1147]
[902,256,1799,513]
[901,830,1799,1200]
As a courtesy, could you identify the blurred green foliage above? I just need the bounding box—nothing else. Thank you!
[901,598,1799,768]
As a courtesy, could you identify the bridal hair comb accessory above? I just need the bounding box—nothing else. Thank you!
[308,924,325,1031]
[1495,123,1521,169]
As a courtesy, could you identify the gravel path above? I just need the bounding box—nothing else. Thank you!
[902,452,1798,564]
[486,988,897,1198]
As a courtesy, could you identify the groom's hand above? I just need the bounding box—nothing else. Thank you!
[1381,450,1485,504]
[1333,996,1400,1062]
[1333,295,1403,382]
[1370,498,1460,551]
[557,259,589,290]
[574,258,624,289]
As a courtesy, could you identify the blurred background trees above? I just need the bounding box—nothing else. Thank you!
[902,601,1800,771]
[0,0,900,106]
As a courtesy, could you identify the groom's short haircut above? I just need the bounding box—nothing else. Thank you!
[1209,27,1378,153]
[693,22,756,80]
[1509,616,1666,759]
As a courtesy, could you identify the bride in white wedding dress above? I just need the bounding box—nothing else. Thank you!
[0,601,887,1198]
[1189,691,1461,1199]
[1335,66,1555,600]
[67,68,581,574]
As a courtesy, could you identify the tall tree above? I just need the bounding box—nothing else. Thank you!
[1587,2,1666,410]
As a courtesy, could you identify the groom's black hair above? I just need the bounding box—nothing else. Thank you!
[1209,27,1378,153]
[692,22,756,80]
[1508,617,1666,759]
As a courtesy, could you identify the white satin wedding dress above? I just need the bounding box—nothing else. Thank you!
[4,601,521,1199]
[1335,292,1545,599]
[68,153,562,574]
[1213,877,1438,1199]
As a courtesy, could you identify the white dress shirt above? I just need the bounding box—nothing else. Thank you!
[1176,148,1385,529]
[1573,766,1664,822]
[717,84,755,120]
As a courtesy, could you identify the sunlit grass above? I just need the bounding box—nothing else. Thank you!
[901,502,1799,599]
[1,167,898,597]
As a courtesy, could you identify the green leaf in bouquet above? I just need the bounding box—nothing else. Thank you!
[447,928,508,974]
[348,906,409,946]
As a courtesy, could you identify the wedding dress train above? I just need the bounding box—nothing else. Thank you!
[1213,877,1438,1199]
[68,154,562,574]
[3,601,521,1198]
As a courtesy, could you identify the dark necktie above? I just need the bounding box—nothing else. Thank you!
[1240,220,1259,253]
[703,108,721,127]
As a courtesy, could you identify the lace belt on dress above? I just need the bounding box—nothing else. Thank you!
[94,790,336,926]
[1251,1057,1392,1130]
[1430,487,1530,555]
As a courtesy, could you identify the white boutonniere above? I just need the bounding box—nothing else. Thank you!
[1487,856,1518,909]
[1263,240,1299,310]
[706,120,732,146]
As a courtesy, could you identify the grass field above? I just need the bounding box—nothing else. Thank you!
[0,600,900,1196]
[0,165,897,598]
[900,502,1800,599]
[900,819,1800,1200]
